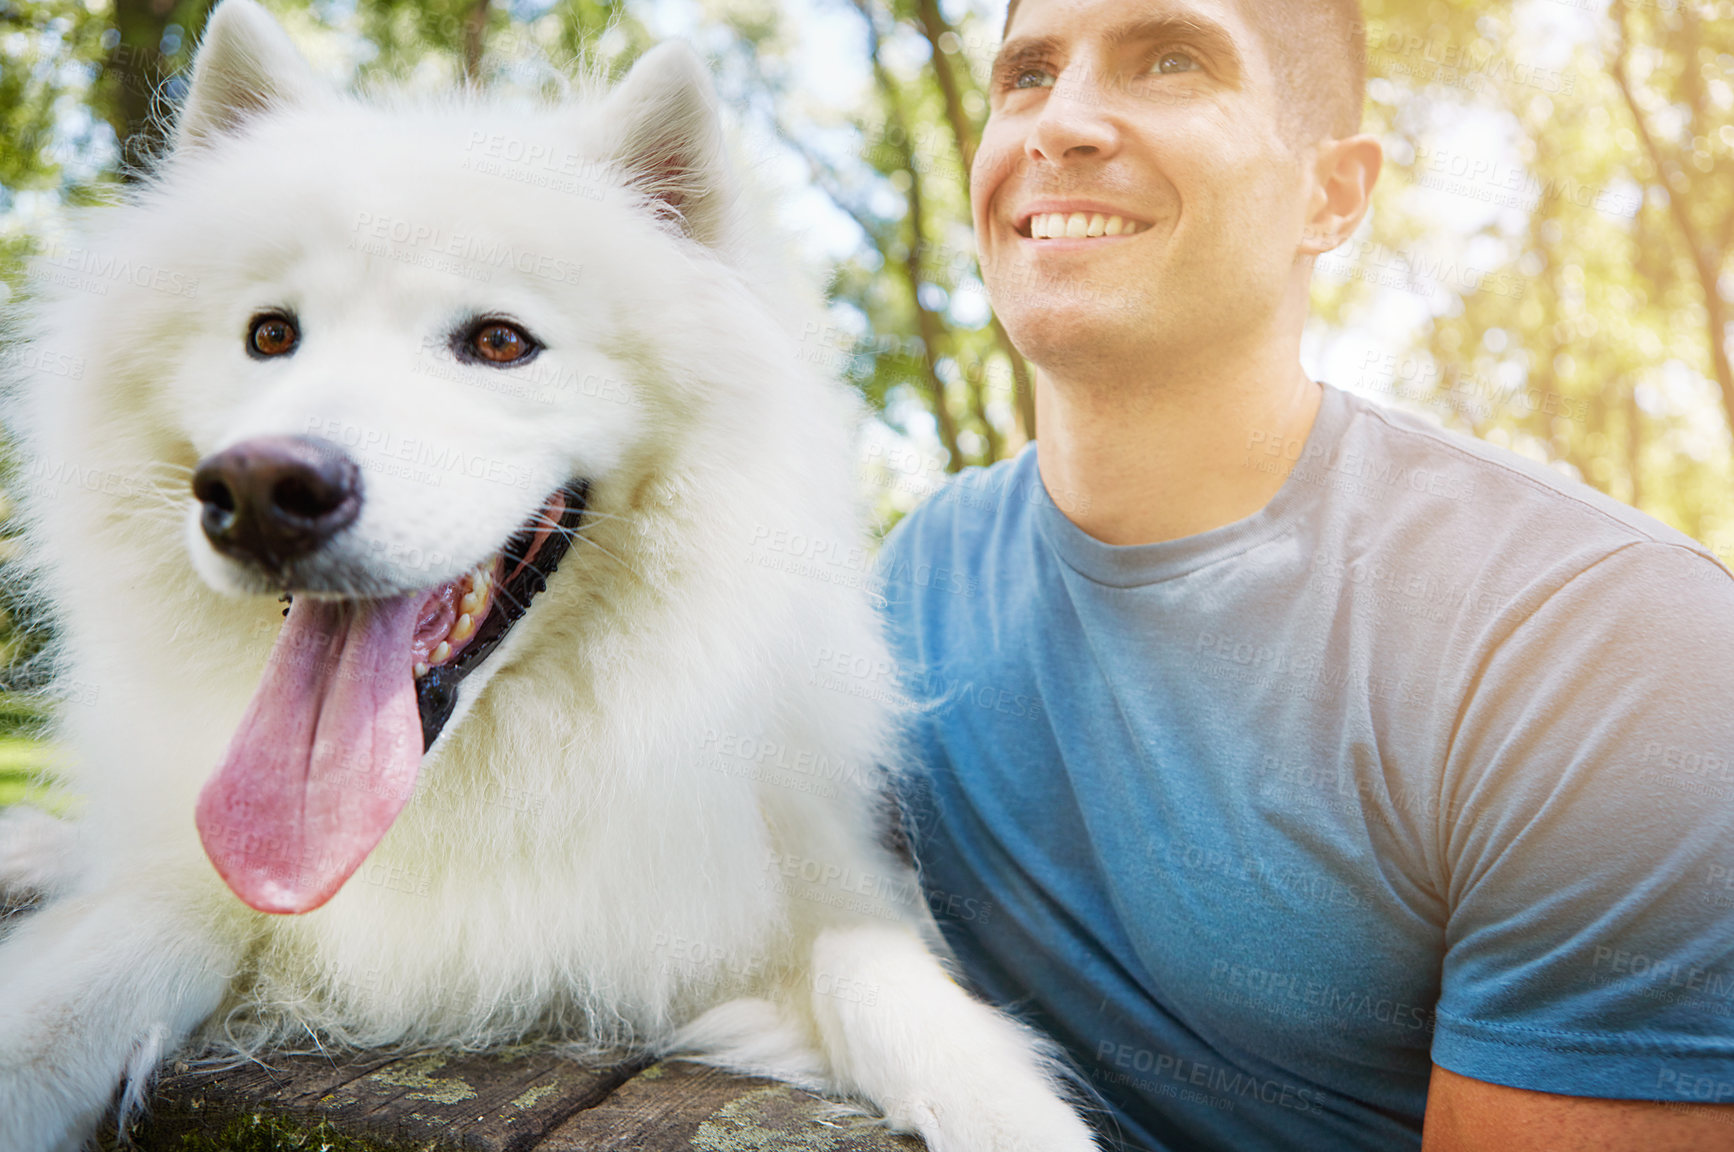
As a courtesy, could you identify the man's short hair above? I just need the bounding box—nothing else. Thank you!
[1001,0,1366,147]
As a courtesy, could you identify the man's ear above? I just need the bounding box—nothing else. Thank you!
[596,42,735,249]
[177,0,324,151]
[1299,133,1383,255]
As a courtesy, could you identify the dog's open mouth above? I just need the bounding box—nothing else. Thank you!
[195,482,588,916]
[409,482,588,750]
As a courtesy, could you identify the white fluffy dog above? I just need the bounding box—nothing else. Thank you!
[0,4,1100,1149]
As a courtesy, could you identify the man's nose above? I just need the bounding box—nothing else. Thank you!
[1026,69,1121,162]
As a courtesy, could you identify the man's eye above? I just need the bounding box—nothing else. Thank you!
[1012,67,1056,90]
[1153,49,1200,75]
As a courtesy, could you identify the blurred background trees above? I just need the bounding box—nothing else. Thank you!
[1,0,1730,764]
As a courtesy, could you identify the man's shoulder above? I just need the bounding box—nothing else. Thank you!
[881,449,1036,562]
[1326,387,1729,587]
[880,391,1733,609]
[875,451,1042,621]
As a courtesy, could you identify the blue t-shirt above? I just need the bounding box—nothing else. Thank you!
[877,384,1734,1151]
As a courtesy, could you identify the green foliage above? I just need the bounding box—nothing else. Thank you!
[1327,0,1734,555]
[344,0,657,87]
[0,1,111,189]
[0,736,61,810]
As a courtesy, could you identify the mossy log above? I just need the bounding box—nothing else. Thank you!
[123,1051,928,1151]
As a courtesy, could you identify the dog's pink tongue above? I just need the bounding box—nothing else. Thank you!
[196,595,423,915]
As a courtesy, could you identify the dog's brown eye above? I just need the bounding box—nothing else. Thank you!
[248,314,298,358]
[471,322,532,364]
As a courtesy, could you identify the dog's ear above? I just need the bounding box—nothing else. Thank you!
[177,0,323,151]
[600,43,735,248]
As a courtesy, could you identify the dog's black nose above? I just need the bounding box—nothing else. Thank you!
[193,436,362,572]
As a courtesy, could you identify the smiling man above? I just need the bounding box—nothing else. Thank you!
[877,0,1734,1149]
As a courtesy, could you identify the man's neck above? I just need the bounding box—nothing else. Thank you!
[1033,352,1323,547]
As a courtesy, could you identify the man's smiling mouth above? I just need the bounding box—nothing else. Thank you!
[1021,211,1152,240]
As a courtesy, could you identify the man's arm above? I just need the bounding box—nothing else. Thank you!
[1423,541,1734,1141]
[1423,1065,1734,1151]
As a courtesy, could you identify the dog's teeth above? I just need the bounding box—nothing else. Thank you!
[414,661,430,679]
[459,591,482,616]
[431,641,452,664]
[451,613,475,643]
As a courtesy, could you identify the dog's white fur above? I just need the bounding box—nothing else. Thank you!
[0,4,1100,1149]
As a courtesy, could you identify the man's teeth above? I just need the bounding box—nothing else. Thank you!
[1027,212,1149,240]
[414,562,494,679]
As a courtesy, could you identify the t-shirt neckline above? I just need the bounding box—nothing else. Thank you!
[1029,382,1350,589]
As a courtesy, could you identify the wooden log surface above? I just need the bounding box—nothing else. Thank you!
[3,896,924,1151]
[123,1049,928,1151]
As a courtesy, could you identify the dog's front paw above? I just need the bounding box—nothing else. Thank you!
[0,806,75,897]
[888,1085,1102,1152]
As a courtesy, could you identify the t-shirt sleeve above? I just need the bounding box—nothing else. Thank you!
[1432,540,1734,1100]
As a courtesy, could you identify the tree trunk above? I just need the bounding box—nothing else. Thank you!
[1611,0,1734,439]
[903,0,1038,442]
[104,0,216,176]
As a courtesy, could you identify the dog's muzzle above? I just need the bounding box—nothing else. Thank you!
[186,431,588,914]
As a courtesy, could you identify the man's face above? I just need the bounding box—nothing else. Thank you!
[973,0,1317,379]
